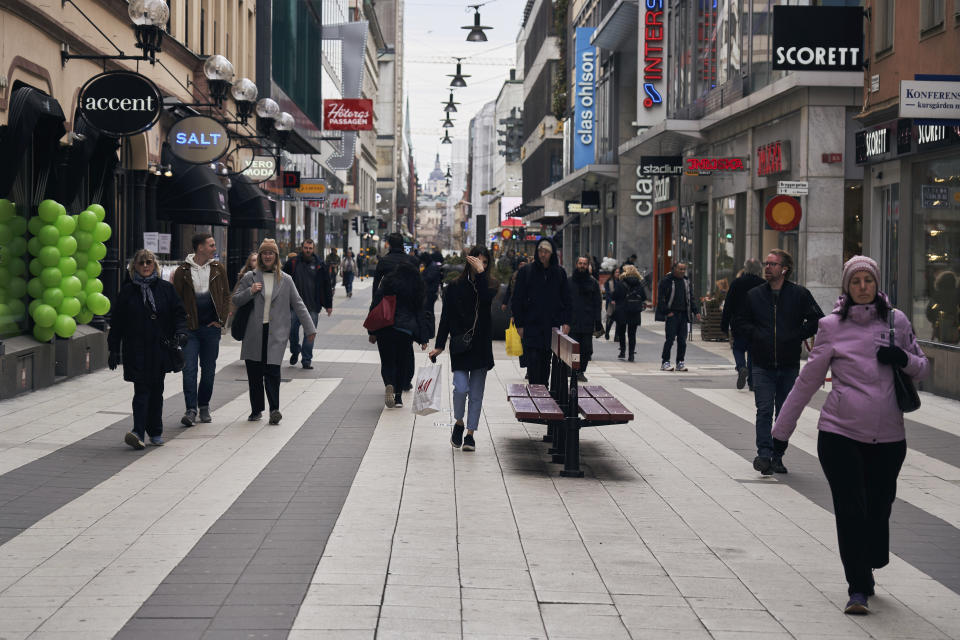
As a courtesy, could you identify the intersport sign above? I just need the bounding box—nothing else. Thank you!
[77,70,162,137]
[772,6,863,72]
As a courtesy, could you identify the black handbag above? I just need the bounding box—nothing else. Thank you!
[889,310,921,413]
[449,287,478,356]
[159,335,185,373]
[231,300,253,341]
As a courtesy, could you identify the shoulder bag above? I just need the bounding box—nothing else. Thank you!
[364,291,396,332]
[449,284,478,355]
[231,278,256,341]
[889,309,921,413]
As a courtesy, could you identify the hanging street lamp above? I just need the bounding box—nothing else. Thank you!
[442,91,460,113]
[463,5,492,42]
[448,57,469,88]
[441,131,453,144]
[441,114,455,128]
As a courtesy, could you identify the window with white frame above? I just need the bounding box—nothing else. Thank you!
[920,0,945,31]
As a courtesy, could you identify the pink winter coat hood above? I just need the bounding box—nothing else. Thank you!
[773,295,929,445]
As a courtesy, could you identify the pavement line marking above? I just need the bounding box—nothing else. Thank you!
[0,377,339,638]
[596,376,960,639]
[689,387,960,530]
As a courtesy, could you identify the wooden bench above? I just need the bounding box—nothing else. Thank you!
[507,329,634,477]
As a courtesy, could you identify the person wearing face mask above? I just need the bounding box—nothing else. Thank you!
[567,256,602,381]
[109,249,188,449]
[771,256,928,616]
[233,239,317,424]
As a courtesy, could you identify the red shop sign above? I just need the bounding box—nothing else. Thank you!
[323,99,374,131]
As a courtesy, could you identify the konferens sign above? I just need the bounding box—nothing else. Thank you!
[167,116,230,164]
[77,70,162,137]
[772,6,863,72]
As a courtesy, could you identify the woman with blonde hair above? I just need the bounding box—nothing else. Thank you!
[108,249,187,449]
[612,264,648,361]
[232,239,316,424]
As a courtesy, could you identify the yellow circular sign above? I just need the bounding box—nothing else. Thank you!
[771,202,795,225]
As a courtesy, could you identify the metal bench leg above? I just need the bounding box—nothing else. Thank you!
[559,418,584,477]
[543,422,554,443]
[549,420,565,460]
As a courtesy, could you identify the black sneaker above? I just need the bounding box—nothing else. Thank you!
[289,352,299,365]
[617,352,626,360]
[771,458,788,474]
[394,394,403,409]
[124,431,145,450]
[462,433,476,452]
[628,354,635,362]
[736,367,748,390]
[302,362,314,370]
[451,421,465,448]
[181,409,197,427]
[248,412,262,421]
[198,406,212,423]
[269,410,282,425]
[753,456,773,476]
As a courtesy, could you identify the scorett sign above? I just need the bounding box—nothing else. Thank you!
[167,116,230,164]
[772,6,863,72]
[77,70,162,137]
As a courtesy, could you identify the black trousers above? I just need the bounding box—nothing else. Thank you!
[569,332,594,373]
[525,346,551,385]
[132,373,165,439]
[377,328,413,392]
[616,321,639,356]
[661,312,689,363]
[817,430,906,596]
[246,324,281,413]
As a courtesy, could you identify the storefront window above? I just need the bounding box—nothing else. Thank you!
[714,196,738,298]
[911,156,960,345]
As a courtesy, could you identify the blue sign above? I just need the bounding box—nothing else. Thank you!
[573,27,597,170]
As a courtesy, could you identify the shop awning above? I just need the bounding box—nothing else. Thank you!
[541,164,619,201]
[157,157,230,226]
[618,120,703,161]
[0,84,66,199]
[51,115,119,207]
[591,0,639,51]
[228,174,274,229]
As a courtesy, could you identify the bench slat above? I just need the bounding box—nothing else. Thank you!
[578,397,610,421]
[532,397,564,421]
[582,385,613,398]
[506,384,529,397]
[596,397,633,421]
[527,384,551,398]
[510,396,542,420]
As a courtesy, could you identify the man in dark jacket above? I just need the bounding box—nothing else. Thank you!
[373,233,419,292]
[721,258,765,390]
[655,262,700,372]
[282,239,333,369]
[734,249,824,476]
[511,238,571,385]
[568,256,602,381]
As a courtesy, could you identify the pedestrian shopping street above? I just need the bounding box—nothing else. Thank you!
[1,281,959,640]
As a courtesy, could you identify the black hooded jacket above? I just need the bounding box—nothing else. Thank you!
[733,280,824,369]
[568,268,602,333]
[510,238,572,348]
[371,262,429,342]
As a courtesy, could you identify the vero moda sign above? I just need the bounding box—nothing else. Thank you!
[772,6,863,72]
[323,99,374,131]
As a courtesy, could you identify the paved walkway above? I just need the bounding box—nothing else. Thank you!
[1,278,959,639]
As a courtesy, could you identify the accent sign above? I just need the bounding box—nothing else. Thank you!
[323,99,374,131]
[573,27,597,170]
[78,70,162,137]
[167,116,230,164]
[772,6,863,72]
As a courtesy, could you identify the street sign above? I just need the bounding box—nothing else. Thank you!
[777,180,809,196]
[282,171,301,188]
[298,179,328,195]
[328,194,349,212]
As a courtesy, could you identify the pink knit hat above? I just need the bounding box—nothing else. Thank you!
[842,255,880,294]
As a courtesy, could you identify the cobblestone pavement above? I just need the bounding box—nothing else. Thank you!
[1,277,959,639]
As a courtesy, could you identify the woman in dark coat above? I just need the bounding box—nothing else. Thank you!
[108,249,187,449]
[603,267,621,340]
[612,265,648,361]
[430,246,497,452]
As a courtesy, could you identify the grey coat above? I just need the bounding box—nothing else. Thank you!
[233,269,317,365]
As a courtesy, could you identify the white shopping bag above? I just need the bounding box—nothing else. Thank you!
[412,363,443,416]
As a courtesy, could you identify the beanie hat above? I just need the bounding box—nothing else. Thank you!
[537,239,553,253]
[258,238,279,255]
[842,255,880,294]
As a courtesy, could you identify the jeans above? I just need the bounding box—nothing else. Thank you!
[342,271,354,295]
[661,312,689,363]
[246,324,280,413]
[453,368,488,432]
[289,310,321,364]
[732,335,753,386]
[132,374,165,439]
[569,332,593,373]
[752,365,800,459]
[817,430,906,596]
[616,321,639,356]
[182,325,221,410]
[377,328,413,391]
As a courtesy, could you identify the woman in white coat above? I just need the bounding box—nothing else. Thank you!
[233,239,316,424]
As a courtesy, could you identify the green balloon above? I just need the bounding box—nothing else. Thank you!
[37,224,60,246]
[77,210,97,232]
[9,236,27,257]
[7,298,24,318]
[9,215,26,236]
[27,215,45,235]
[0,303,9,322]
[8,257,26,277]
[27,237,42,257]
[32,303,57,328]
[88,242,107,261]
[0,223,12,244]
[75,252,88,269]
[28,299,41,317]
[40,267,62,288]
[38,245,61,268]
[33,324,55,342]
[0,266,9,287]
[57,235,77,257]
[75,290,87,307]
[29,258,43,277]
[42,287,64,308]
[60,275,82,298]
[38,200,62,224]
[75,270,88,287]
[7,277,26,299]
[87,203,106,222]
[58,297,81,318]
[75,230,93,251]
[57,256,77,276]
[87,292,111,315]
[0,198,14,222]
[92,222,112,243]
[85,260,102,278]
[27,277,44,299]
[55,214,77,236]
[84,278,103,295]
[54,314,76,338]
[76,308,94,324]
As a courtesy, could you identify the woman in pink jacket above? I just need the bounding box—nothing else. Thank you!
[772,256,928,616]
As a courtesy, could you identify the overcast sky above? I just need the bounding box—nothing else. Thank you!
[403,0,522,182]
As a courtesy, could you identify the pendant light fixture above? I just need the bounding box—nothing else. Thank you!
[445,165,452,179]
[441,114,455,128]
[463,4,492,42]
[442,92,460,113]
[441,131,453,144]
[448,57,469,88]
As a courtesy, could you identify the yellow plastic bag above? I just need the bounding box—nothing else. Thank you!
[505,319,523,357]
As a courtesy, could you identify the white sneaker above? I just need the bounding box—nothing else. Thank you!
[676,361,688,372]
[661,361,673,371]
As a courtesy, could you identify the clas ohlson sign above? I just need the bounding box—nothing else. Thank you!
[573,27,597,170]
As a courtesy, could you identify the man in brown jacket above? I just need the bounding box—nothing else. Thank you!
[173,233,232,426]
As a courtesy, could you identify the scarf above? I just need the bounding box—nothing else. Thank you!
[132,271,158,313]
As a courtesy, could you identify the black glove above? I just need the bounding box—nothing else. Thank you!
[877,345,908,368]
[773,437,789,456]
[108,351,120,370]
[176,333,189,348]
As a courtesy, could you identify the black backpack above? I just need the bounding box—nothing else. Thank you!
[626,284,646,314]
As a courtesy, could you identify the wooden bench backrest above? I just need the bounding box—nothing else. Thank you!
[552,328,580,371]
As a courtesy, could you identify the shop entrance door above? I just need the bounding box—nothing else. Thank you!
[653,208,675,303]
[879,184,900,306]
